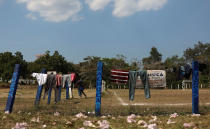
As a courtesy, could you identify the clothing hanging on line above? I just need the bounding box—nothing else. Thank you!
[56,74,62,86]
[31,73,47,86]
[45,74,57,104]
[110,69,129,84]
[178,64,192,80]
[62,74,71,88]
[56,74,62,101]
[70,73,76,82]
[129,70,150,101]
[62,74,73,98]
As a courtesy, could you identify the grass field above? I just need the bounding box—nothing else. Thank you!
[0,86,210,128]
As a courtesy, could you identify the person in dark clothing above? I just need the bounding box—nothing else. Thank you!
[76,79,87,98]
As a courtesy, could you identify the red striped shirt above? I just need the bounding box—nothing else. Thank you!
[110,69,129,84]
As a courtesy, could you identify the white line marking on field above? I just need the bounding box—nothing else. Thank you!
[114,91,128,105]
[113,91,210,106]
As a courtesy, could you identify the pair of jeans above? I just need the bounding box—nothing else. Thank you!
[129,71,150,101]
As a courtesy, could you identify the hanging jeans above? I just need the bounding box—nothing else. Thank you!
[129,71,150,101]
[45,74,58,104]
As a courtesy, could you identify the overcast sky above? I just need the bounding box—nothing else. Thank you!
[0,0,210,63]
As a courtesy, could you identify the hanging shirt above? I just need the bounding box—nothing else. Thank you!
[56,74,62,86]
[46,74,56,89]
[184,64,192,79]
[128,71,150,101]
[70,73,76,82]
[62,74,71,88]
[31,73,47,86]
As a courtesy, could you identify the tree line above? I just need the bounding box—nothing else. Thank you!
[0,41,209,88]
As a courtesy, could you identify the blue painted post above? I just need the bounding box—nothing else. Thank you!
[34,69,46,107]
[5,64,21,113]
[192,61,199,114]
[95,61,103,116]
[66,81,69,99]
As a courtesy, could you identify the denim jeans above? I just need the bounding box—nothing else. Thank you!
[129,70,150,101]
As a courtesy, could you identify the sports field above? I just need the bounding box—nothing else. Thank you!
[0,87,210,128]
[1,87,210,114]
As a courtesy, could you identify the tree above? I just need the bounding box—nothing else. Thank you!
[163,55,185,88]
[150,47,162,62]
[184,41,210,63]
[130,58,142,71]
[0,51,27,81]
[164,55,185,69]
[29,51,76,74]
[142,47,162,69]
[78,56,101,88]
[184,42,210,84]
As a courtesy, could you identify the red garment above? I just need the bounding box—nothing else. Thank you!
[56,74,62,86]
[70,73,76,82]
[110,69,129,84]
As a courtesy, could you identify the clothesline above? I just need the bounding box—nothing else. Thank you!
[31,73,76,86]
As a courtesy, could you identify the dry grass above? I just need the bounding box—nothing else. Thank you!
[0,87,210,128]
[0,87,210,115]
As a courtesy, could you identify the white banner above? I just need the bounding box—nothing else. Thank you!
[136,70,166,88]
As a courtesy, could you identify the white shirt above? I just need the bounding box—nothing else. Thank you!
[32,73,48,86]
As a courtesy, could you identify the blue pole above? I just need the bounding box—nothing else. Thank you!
[192,61,199,114]
[66,81,69,99]
[95,61,103,116]
[5,64,21,113]
[34,69,46,107]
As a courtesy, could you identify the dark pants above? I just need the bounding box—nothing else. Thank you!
[78,87,86,97]
[58,86,62,101]
[129,71,150,101]
[47,86,59,104]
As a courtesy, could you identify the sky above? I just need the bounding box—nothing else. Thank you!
[0,0,210,63]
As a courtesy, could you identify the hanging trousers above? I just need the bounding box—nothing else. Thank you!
[129,71,150,101]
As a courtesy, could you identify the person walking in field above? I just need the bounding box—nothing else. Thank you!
[76,78,87,98]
